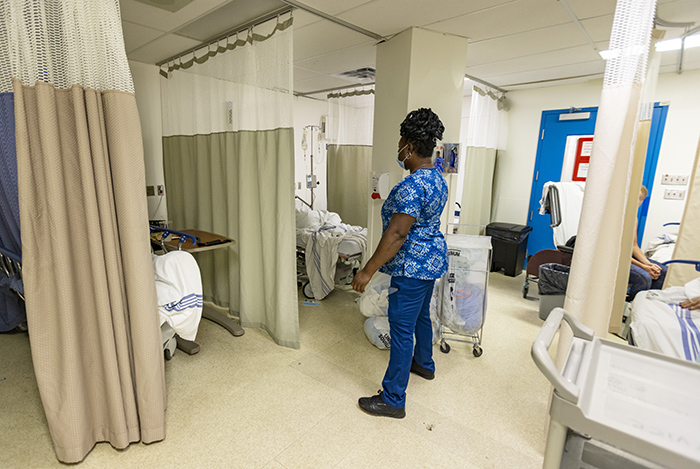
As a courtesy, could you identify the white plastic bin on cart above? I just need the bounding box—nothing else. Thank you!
[532,308,700,468]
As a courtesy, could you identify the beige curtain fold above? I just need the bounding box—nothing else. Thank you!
[665,138,700,287]
[458,146,497,233]
[163,129,299,348]
[327,144,372,227]
[14,80,165,463]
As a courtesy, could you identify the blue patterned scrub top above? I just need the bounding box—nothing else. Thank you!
[379,168,448,280]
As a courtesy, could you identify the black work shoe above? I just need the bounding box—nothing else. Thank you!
[410,360,435,380]
[358,392,405,419]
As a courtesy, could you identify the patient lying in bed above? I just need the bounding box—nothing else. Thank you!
[629,276,700,362]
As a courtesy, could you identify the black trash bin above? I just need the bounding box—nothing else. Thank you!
[538,263,570,320]
[486,222,532,277]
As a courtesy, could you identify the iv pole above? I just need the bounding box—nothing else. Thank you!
[304,124,320,209]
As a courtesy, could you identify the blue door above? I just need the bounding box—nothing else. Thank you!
[525,108,598,258]
[526,104,669,259]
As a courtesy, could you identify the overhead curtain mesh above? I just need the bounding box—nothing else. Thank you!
[0,0,165,463]
[327,87,374,227]
[161,15,299,348]
[558,0,656,364]
[458,85,507,234]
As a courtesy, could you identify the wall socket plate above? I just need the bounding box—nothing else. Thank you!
[661,174,689,185]
[157,185,165,196]
[146,185,155,196]
[663,188,686,200]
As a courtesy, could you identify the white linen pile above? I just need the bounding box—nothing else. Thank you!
[630,277,700,361]
[296,207,367,300]
[152,251,204,341]
[539,181,585,246]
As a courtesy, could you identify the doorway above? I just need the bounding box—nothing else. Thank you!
[525,104,669,258]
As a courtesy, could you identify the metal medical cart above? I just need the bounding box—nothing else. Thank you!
[532,308,700,468]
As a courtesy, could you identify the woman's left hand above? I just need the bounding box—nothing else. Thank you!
[680,297,700,311]
[351,268,373,293]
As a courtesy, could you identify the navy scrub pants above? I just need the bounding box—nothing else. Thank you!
[381,276,435,409]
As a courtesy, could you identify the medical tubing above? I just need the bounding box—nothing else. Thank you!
[531,307,594,404]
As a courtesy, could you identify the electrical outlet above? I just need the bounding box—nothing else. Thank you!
[664,189,686,200]
[157,185,165,196]
[661,174,689,185]
[146,185,155,196]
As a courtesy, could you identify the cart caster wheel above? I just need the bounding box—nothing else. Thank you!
[522,283,529,299]
[440,341,451,354]
[473,345,483,357]
[302,281,315,300]
[164,349,173,361]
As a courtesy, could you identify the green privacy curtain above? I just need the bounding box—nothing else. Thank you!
[160,15,299,348]
[326,87,374,227]
[1,0,165,462]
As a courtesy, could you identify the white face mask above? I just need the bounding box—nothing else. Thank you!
[396,144,410,170]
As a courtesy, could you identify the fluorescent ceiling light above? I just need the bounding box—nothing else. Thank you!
[655,34,700,52]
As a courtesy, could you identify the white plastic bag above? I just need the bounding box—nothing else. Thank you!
[356,272,391,317]
[364,316,391,349]
[441,269,485,334]
[429,278,442,344]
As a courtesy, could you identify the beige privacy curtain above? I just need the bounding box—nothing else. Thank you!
[1,1,165,463]
[665,139,700,287]
[458,85,508,233]
[558,0,657,361]
[327,88,374,227]
[161,15,299,348]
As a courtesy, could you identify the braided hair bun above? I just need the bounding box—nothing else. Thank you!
[399,108,445,158]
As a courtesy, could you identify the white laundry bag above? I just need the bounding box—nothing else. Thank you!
[357,272,391,317]
[429,278,442,344]
[364,316,391,349]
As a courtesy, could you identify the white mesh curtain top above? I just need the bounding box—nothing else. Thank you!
[1,0,165,463]
[558,0,656,352]
[161,15,299,348]
[326,87,374,227]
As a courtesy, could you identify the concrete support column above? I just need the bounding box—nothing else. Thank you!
[367,27,468,249]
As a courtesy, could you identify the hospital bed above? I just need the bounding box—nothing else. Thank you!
[533,308,700,468]
[295,207,367,300]
[628,260,700,363]
[0,244,26,332]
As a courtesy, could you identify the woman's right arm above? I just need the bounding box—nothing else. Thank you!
[351,213,415,293]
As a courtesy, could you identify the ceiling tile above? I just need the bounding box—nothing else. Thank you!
[121,21,165,53]
[337,0,517,38]
[580,14,614,43]
[174,0,288,41]
[119,0,230,32]
[564,0,616,20]
[656,0,700,24]
[295,0,374,16]
[493,60,606,88]
[294,20,374,62]
[427,0,571,42]
[467,23,588,67]
[294,66,323,82]
[291,10,323,30]
[127,33,202,64]
[294,43,376,75]
[467,43,604,81]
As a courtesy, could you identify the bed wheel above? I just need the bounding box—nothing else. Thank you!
[164,348,173,361]
[522,281,529,299]
[440,340,450,354]
[302,281,315,300]
[473,345,483,357]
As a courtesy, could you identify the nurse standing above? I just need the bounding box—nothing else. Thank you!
[351,108,448,419]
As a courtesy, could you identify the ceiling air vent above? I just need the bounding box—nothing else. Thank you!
[334,67,376,84]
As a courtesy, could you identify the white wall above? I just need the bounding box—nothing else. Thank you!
[130,60,167,222]
[293,96,328,211]
[493,69,700,249]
